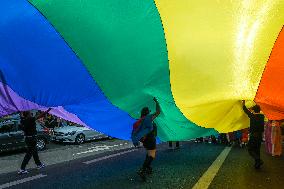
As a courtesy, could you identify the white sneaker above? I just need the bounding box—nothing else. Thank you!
[18,169,28,175]
[37,163,45,169]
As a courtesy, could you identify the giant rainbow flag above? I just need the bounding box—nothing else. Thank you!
[0,0,283,141]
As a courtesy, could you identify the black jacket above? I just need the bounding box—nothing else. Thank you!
[20,117,37,136]
[243,105,264,134]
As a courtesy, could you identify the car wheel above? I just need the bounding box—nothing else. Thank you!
[75,134,85,144]
[36,138,46,151]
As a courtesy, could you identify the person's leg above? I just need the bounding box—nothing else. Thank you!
[139,138,152,180]
[138,149,156,181]
[248,137,258,160]
[274,127,282,156]
[255,139,261,160]
[139,136,157,180]
[169,141,173,148]
[141,150,156,170]
[31,139,42,166]
[20,139,33,170]
[256,138,263,168]
[148,149,156,158]
[268,126,272,154]
[265,127,270,153]
[144,149,156,173]
[176,141,180,148]
[141,148,156,172]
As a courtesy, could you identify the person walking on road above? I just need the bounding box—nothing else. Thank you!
[242,101,265,169]
[132,98,161,181]
[18,108,52,175]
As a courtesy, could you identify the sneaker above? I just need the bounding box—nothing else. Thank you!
[18,169,28,175]
[37,163,45,169]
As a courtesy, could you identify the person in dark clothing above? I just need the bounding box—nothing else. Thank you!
[45,114,57,129]
[242,101,264,169]
[169,141,180,149]
[211,135,217,144]
[18,108,51,174]
[219,133,228,145]
[135,98,161,181]
[196,137,204,143]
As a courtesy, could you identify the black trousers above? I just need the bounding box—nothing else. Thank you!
[247,135,262,161]
[21,137,41,170]
[169,141,180,148]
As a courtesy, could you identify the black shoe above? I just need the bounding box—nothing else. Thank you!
[137,169,146,181]
[255,159,264,169]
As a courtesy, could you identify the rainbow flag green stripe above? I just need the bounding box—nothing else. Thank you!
[30,0,216,140]
[4,1,283,140]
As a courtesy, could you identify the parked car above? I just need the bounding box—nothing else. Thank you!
[53,124,110,144]
[0,119,52,153]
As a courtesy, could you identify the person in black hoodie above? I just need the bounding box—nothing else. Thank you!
[242,101,264,169]
[18,108,51,175]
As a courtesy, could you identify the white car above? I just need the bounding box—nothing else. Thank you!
[53,125,110,144]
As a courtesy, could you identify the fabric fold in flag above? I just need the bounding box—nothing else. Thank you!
[255,27,284,120]
[155,0,284,132]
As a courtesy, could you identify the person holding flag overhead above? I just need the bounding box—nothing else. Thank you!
[131,98,160,181]
[242,101,265,169]
[18,108,52,175]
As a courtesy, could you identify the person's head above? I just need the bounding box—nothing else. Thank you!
[22,111,31,118]
[251,105,261,113]
[141,107,150,118]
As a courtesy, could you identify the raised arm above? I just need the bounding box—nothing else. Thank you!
[152,98,161,121]
[36,108,52,120]
[242,101,253,119]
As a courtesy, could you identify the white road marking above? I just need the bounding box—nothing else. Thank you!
[192,147,232,189]
[77,145,113,155]
[83,149,137,165]
[74,142,131,156]
[77,142,130,155]
[0,174,47,189]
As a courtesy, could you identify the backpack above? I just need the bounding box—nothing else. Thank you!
[131,116,145,147]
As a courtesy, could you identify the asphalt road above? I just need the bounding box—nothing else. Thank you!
[0,139,133,175]
[209,145,284,189]
[0,141,283,189]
